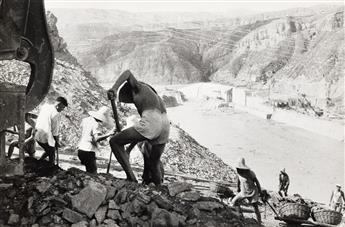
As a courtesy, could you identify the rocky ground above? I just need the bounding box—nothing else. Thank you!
[0,158,247,227]
[1,157,343,227]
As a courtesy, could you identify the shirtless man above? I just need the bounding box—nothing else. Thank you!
[108,70,170,185]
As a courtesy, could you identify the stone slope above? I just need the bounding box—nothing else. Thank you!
[163,125,237,182]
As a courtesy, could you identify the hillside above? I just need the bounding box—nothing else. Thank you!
[78,20,275,84]
[80,30,208,84]
[73,5,344,114]
[212,10,344,111]
[50,8,251,55]
[51,4,341,55]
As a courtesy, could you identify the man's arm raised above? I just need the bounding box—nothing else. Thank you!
[108,70,139,98]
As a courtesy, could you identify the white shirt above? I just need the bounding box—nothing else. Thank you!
[78,116,101,152]
[331,190,345,204]
[35,103,61,147]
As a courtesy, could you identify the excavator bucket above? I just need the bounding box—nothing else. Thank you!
[0,0,54,175]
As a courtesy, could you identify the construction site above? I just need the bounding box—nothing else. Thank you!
[0,0,344,227]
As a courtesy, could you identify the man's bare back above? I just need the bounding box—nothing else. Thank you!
[132,83,166,116]
[108,70,170,185]
[110,69,166,114]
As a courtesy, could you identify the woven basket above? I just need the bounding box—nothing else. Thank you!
[313,210,342,225]
[279,203,310,220]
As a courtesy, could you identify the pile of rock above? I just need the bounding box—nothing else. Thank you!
[0,159,244,227]
[163,125,237,183]
[268,192,324,217]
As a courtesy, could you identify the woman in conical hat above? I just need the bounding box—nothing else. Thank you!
[77,106,115,174]
[236,157,250,170]
[231,157,263,225]
[89,106,114,128]
[89,108,108,123]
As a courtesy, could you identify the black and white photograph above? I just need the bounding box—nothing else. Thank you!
[0,0,344,226]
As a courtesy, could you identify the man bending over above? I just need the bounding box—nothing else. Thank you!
[108,70,170,185]
[35,96,68,165]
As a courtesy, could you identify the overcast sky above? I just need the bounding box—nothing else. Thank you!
[45,0,343,13]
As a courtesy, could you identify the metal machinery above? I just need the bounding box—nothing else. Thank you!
[0,0,54,175]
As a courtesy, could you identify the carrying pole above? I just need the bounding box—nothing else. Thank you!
[264,200,279,217]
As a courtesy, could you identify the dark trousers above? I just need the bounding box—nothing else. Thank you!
[37,141,55,165]
[78,150,97,174]
[279,184,289,197]
[8,140,35,158]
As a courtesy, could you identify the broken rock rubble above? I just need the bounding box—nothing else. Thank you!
[0,162,245,227]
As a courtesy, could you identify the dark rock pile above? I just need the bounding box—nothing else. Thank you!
[268,192,325,220]
[0,158,244,227]
[270,193,319,209]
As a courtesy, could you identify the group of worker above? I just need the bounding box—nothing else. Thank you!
[8,96,68,164]
[229,158,344,224]
[8,70,170,186]
[278,168,345,214]
[6,70,344,225]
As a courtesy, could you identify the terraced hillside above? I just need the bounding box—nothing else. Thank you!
[73,5,343,113]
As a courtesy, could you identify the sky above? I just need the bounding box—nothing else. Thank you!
[45,0,343,13]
